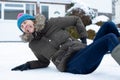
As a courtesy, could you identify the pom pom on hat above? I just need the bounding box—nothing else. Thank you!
[17,13,35,31]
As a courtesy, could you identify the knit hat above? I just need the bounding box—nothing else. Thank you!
[17,13,35,31]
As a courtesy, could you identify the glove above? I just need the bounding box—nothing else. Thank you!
[80,37,87,44]
[11,62,30,71]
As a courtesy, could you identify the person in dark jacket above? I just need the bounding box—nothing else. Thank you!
[11,13,120,74]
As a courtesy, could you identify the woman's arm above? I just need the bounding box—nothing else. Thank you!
[28,55,50,69]
[49,16,88,43]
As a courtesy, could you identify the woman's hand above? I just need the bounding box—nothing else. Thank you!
[11,62,30,71]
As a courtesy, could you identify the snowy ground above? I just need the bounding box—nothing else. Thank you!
[0,40,120,80]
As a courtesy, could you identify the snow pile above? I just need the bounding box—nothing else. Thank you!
[92,15,109,24]
[67,2,96,18]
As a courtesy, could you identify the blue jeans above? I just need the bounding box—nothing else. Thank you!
[66,21,120,74]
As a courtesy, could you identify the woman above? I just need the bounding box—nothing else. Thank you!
[12,13,120,74]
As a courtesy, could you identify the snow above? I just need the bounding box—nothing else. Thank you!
[86,24,100,33]
[67,1,95,17]
[67,2,89,14]
[0,41,120,80]
[92,15,109,24]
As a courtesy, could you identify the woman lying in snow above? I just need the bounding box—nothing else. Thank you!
[12,13,120,74]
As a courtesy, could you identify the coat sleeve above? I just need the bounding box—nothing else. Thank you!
[27,47,50,69]
[27,59,50,69]
[50,16,88,39]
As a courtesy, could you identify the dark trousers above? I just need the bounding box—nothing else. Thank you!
[66,21,120,74]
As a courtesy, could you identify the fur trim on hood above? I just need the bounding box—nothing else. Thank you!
[20,14,46,42]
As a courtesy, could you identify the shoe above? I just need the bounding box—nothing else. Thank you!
[111,44,120,65]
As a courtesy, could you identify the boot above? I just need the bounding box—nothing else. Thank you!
[111,44,120,65]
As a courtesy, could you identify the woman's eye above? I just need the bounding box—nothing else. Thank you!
[23,21,26,24]
[21,25,23,29]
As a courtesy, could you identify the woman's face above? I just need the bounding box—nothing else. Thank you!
[21,20,35,34]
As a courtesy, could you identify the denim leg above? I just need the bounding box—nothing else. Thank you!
[66,33,119,74]
[94,21,120,41]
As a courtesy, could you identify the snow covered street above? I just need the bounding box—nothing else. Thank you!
[0,42,120,80]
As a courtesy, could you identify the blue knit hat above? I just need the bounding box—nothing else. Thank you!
[17,13,35,31]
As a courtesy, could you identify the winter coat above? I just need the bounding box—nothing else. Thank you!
[20,14,88,72]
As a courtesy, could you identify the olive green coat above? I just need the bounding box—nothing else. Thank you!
[21,15,87,72]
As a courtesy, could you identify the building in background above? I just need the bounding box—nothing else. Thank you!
[114,0,120,24]
[0,0,115,41]
[0,0,71,41]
